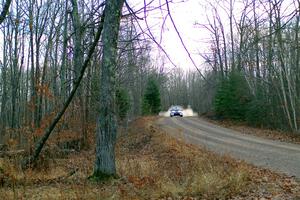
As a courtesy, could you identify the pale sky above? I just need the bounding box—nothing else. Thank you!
[128,0,208,72]
[159,0,206,71]
[127,0,298,73]
[1,0,297,73]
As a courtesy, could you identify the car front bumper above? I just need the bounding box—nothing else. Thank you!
[170,112,183,117]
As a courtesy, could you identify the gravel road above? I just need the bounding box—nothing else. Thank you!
[157,116,300,178]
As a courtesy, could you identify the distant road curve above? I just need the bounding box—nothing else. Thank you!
[157,117,300,178]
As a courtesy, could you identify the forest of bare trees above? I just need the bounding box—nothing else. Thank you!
[0,0,168,176]
[163,0,300,132]
[0,1,158,134]
[1,1,300,198]
[0,0,300,180]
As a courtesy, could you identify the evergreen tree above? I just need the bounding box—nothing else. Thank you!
[116,87,130,121]
[142,77,161,115]
[214,71,251,120]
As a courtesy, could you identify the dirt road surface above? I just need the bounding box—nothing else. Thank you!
[157,117,300,178]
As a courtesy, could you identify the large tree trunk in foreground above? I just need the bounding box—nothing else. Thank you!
[93,0,124,178]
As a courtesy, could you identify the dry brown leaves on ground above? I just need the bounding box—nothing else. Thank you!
[0,116,299,199]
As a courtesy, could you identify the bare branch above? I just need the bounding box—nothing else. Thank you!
[0,0,12,24]
[165,0,209,82]
[21,10,106,169]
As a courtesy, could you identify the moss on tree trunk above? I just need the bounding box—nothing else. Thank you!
[92,0,124,180]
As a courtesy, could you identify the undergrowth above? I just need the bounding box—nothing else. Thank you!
[0,117,299,199]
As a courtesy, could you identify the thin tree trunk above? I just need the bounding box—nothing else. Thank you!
[52,24,60,107]
[71,0,87,147]
[38,5,57,124]
[216,12,227,76]
[295,1,300,97]
[0,22,8,143]
[274,4,294,131]
[21,12,105,169]
[35,1,50,127]
[25,46,31,125]
[29,0,35,127]
[253,0,260,79]
[0,0,12,25]
[11,1,20,128]
[229,0,235,70]
[60,0,68,103]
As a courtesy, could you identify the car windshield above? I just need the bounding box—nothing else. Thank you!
[170,106,182,111]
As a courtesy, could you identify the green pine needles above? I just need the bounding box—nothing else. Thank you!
[142,77,161,115]
[214,71,251,121]
[116,87,130,121]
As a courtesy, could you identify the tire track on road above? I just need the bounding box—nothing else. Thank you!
[158,117,300,178]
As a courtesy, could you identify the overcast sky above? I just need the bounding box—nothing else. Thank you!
[156,0,206,71]
[128,0,208,73]
[0,0,296,73]
[128,0,297,73]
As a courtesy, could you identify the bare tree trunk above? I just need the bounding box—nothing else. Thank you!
[71,0,87,147]
[34,26,41,127]
[274,2,295,131]
[25,48,31,125]
[0,0,11,24]
[21,15,105,168]
[214,20,224,76]
[10,0,20,129]
[29,0,35,127]
[60,0,68,103]
[52,22,61,107]
[295,0,300,97]
[220,23,228,75]
[215,11,227,76]
[229,0,235,70]
[0,21,8,143]
[38,4,58,125]
[93,0,124,179]
[35,1,50,128]
[253,0,260,79]
[210,16,224,77]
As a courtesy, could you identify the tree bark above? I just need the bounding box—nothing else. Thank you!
[71,0,87,147]
[29,0,35,127]
[0,21,8,143]
[229,0,236,71]
[21,13,105,169]
[60,0,69,103]
[93,0,124,178]
[35,1,50,128]
[10,0,20,129]
[0,0,11,25]
[253,0,260,80]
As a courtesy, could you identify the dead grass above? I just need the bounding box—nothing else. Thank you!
[0,116,299,199]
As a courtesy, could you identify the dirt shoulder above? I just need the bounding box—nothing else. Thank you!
[0,117,299,199]
[203,117,300,145]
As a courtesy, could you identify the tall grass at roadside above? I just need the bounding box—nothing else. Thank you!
[0,117,298,199]
[116,119,251,199]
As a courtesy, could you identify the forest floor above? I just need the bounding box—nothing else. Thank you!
[204,117,300,145]
[0,117,299,199]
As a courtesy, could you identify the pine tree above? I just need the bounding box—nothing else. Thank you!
[214,71,250,120]
[116,87,130,121]
[142,77,161,115]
